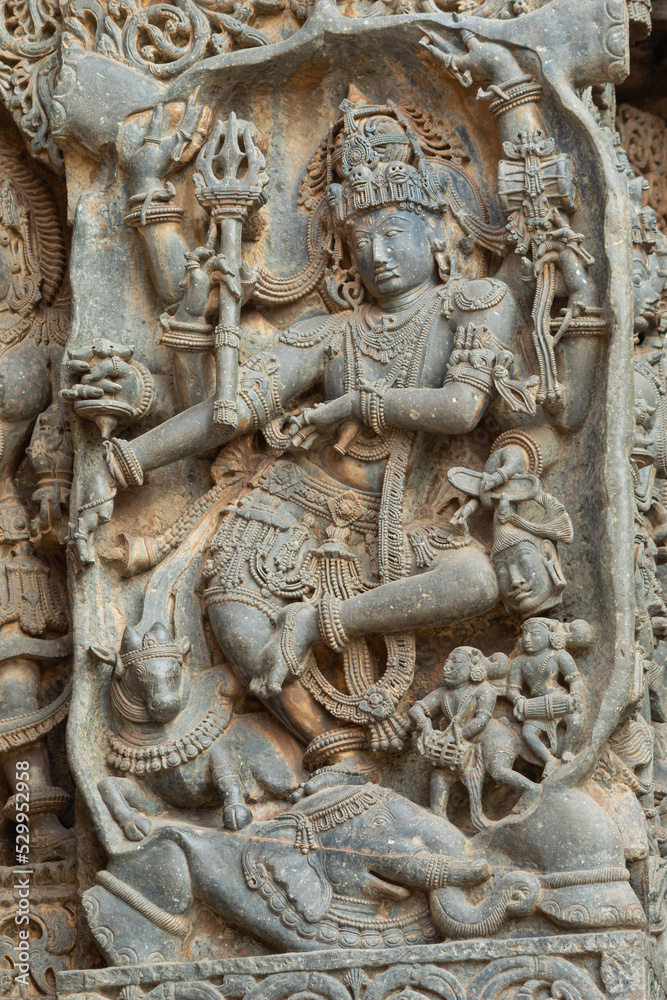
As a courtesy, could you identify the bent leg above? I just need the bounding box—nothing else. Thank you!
[485,751,538,794]
[208,601,337,745]
[522,723,557,770]
[340,546,499,636]
[561,711,586,757]
[98,777,156,841]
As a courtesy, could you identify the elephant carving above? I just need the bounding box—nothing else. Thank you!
[86,782,540,960]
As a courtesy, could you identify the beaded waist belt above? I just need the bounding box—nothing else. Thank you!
[259,462,381,533]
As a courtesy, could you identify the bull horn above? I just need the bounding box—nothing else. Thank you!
[89,645,116,665]
[114,653,125,678]
[120,624,143,654]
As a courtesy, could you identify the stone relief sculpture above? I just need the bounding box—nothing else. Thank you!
[0,127,77,994]
[3,0,667,996]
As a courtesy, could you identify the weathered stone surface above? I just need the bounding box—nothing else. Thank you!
[2,0,667,995]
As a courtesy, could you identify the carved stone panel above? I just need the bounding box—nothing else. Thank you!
[2,0,667,995]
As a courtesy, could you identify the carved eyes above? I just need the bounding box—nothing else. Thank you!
[355,228,402,250]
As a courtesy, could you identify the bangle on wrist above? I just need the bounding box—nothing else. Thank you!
[104,438,144,489]
[125,188,183,228]
[478,75,543,116]
[444,364,494,397]
[359,381,389,436]
[317,594,349,653]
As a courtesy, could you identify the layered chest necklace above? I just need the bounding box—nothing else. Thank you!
[344,289,442,395]
[350,289,441,367]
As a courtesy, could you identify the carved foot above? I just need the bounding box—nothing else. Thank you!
[222,802,253,830]
[511,783,543,815]
[123,813,152,841]
[542,756,561,777]
[290,768,370,802]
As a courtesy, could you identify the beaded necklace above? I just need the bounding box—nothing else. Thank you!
[350,290,438,364]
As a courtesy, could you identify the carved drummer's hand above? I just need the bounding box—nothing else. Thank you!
[127,94,212,200]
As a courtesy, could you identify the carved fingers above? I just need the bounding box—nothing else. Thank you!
[61,340,154,438]
[128,93,212,197]
[480,445,528,494]
[287,394,360,449]
[418,30,474,88]
[418,27,522,87]
[172,93,213,165]
[69,465,117,567]
[450,323,495,369]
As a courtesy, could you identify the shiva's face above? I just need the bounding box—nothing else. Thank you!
[348,207,437,301]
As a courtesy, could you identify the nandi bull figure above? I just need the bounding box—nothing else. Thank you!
[93,622,303,839]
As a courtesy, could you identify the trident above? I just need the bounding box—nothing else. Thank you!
[193,114,268,431]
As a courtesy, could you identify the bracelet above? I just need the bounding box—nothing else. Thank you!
[425,855,451,890]
[78,491,116,514]
[444,365,494,396]
[125,205,184,227]
[158,315,215,351]
[302,727,369,769]
[317,594,349,653]
[215,324,241,350]
[359,381,388,437]
[490,429,544,477]
[478,75,543,117]
[125,188,183,228]
[130,360,156,420]
[104,438,144,489]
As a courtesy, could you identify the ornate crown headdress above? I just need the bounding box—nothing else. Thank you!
[325,94,448,227]
[251,87,505,309]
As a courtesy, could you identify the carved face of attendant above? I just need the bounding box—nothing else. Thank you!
[494,539,563,617]
[520,620,550,654]
[348,207,438,302]
[441,649,473,688]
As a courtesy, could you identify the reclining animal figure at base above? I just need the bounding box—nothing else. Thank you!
[93,622,303,840]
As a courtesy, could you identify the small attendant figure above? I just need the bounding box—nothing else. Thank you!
[409,646,538,830]
[507,617,590,776]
